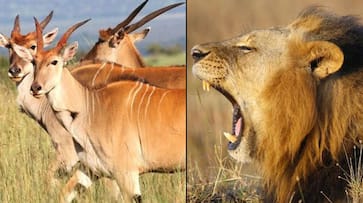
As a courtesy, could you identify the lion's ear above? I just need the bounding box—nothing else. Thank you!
[305,41,344,79]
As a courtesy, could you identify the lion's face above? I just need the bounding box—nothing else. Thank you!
[192,28,291,162]
[192,27,344,163]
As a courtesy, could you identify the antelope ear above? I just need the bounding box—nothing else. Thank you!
[305,41,344,78]
[0,33,10,48]
[129,27,150,43]
[43,27,58,47]
[12,43,33,62]
[62,41,78,62]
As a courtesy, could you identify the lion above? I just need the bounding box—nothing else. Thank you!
[191,7,363,202]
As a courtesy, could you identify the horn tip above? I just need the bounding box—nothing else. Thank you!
[33,17,39,23]
[83,18,91,25]
[48,10,54,18]
[174,2,185,7]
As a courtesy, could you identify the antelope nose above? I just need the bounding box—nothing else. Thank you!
[8,66,21,76]
[31,83,42,94]
[191,46,210,62]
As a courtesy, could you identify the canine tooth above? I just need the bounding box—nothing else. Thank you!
[223,132,238,143]
[202,80,210,92]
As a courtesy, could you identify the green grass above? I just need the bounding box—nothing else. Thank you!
[144,52,185,66]
[0,54,185,203]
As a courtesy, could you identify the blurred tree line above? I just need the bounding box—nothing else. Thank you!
[146,43,183,55]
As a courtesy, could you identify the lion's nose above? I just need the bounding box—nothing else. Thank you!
[191,46,210,62]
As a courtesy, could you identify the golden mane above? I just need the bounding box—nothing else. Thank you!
[259,7,363,202]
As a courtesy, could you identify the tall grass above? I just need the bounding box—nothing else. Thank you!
[0,52,185,202]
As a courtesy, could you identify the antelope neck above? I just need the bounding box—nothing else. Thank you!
[47,69,88,113]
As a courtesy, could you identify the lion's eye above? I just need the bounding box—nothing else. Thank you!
[238,45,254,52]
[51,60,58,66]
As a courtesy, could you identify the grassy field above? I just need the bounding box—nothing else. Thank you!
[0,52,185,203]
[187,0,363,202]
[145,52,185,67]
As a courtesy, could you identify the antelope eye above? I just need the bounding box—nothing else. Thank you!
[30,45,36,50]
[51,60,58,65]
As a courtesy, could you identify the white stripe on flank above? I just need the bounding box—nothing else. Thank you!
[137,84,149,122]
[104,62,115,84]
[91,92,95,123]
[85,89,91,125]
[130,82,144,117]
[91,62,107,86]
[144,86,156,119]
[157,90,171,117]
[126,82,140,107]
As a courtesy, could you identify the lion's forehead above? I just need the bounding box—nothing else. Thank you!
[235,28,289,47]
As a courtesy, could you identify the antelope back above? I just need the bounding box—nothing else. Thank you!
[81,1,184,67]
[71,63,186,89]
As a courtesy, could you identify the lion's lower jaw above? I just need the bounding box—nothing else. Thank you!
[227,137,253,164]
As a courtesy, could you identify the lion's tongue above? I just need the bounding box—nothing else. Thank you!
[235,117,242,136]
[223,117,242,144]
[226,117,241,150]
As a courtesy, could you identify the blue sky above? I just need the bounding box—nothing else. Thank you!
[0,0,185,53]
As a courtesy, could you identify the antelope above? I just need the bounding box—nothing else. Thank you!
[2,3,185,201]
[81,0,184,67]
[0,11,80,182]
[0,14,119,201]
[72,0,186,90]
[1,7,185,202]
[15,18,185,203]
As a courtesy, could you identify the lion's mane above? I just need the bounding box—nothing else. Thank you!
[261,7,363,202]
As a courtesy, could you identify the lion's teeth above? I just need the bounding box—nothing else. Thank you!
[223,132,237,143]
[202,80,210,92]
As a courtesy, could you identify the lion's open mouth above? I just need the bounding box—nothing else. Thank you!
[202,80,243,150]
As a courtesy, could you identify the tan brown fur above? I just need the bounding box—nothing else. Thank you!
[71,63,185,89]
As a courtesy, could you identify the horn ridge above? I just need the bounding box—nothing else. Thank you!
[40,10,54,30]
[111,0,149,35]
[34,17,44,54]
[11,15,20,37]
[56,19,91,50]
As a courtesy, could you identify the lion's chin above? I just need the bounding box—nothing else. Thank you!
[227,137,253,164]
